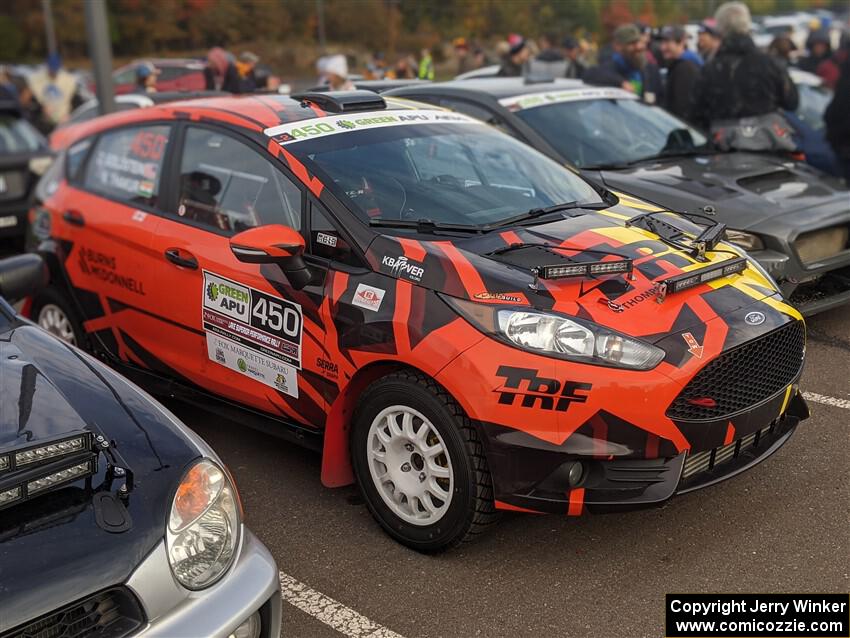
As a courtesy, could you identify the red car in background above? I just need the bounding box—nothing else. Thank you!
[107,59,207,95]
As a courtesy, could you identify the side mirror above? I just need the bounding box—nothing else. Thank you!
[0,254,48,303]
[229,225,312,290]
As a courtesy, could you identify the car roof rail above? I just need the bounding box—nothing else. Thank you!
[290,90,387,113]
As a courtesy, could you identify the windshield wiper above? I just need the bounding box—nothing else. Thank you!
[369,218,486,234]
[585,146,721,171]
[492,200,606,229]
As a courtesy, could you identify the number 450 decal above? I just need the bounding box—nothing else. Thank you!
[250,289,302,342]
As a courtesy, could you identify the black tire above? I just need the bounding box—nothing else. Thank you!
[351,370,499,552]
[30,285,87,348]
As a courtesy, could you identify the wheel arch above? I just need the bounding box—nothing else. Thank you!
[321,359,460,488]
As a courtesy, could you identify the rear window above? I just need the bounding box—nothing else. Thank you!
[0,115,46,154]
[82,124,171,208]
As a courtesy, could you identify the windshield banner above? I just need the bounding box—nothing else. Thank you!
[499,87,637,111]
[264,109,483,146]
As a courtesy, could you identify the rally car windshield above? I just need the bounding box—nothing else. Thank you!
[513,98,709,169]
[287,122,603,227]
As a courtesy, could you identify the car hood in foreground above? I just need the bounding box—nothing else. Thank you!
[0,323,200,632]
[365,197,802,346]
[591,152,850,232]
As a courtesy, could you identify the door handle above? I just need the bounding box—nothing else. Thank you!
[62,210,85,226]
[164,248,198,270]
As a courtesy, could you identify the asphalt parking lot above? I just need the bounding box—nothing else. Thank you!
[165,302,850,638]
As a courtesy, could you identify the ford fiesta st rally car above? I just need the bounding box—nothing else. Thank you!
[28,91,809,551]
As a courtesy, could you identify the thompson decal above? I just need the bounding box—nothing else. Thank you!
[206,333,298,398]
[381,255,425,282]
[495,365,592,412]
[202,271,303,368]
[352,283,386,312]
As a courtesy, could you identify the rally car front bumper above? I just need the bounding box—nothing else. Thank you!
[479,390,809,516]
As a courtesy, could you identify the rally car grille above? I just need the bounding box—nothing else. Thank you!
[1,587,144,638]
[682,423,774,479]
[666,321,805,421]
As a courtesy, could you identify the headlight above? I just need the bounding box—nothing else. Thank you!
[725,229,764,251]
[443,296,664,370]
[167,459,241,590]
[28,156,53,176]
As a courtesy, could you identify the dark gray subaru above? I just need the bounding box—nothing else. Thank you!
[385,78,850,315]
[0,255,280,638]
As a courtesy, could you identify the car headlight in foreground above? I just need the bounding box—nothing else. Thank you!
[725,229,764,251]
[445,297,664,370]
[167,459,241,590]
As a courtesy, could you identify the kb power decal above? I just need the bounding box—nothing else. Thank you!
[202,271,303,369]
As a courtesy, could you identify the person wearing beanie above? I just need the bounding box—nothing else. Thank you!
[583,23,664,104]
[697,20,722,63]
[497,34,531,77]
[690,1,799,150]
[133,61,160,94]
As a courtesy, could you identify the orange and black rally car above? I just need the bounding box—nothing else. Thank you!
[28,91,809,551]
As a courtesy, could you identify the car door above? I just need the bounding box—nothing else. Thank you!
[147,124,330,428]
[57,123,174,362]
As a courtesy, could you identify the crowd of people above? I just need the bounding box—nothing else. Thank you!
[485,2,849,182]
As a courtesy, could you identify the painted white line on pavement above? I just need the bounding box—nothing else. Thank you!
[802,391,850,410]
[280,571,406,638]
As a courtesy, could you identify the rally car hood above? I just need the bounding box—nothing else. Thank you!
[591,152,850,232]
[0,323,200,632]
[366,200,783,342]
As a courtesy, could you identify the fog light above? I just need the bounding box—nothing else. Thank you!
[567,462,584,487]
[228,612,261,638]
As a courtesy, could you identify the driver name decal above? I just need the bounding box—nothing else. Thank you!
[202,271,303,370]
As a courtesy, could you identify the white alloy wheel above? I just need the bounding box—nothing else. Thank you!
[38,303,77,345]
[366,405,454,526]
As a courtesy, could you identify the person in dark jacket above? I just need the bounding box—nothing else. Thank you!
[497,35,531,77]
[204,47,242,93]
[659,26,700,120]
[562,37,586,79]
[584,24,664,105]
[690,2,798,135]
[825,51,850,184]
[798,30,832,74]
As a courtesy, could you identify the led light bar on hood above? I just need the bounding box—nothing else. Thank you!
[656,256,747,302]
[534,258,633,281]
[0,431,98,512]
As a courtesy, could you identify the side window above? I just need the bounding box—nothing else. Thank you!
[309,203,362,267]
[176,127,302,234]
[66,138,92,182]
[82,124,171,208]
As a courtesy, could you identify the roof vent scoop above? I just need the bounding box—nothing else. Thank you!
[291,90,386,113]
